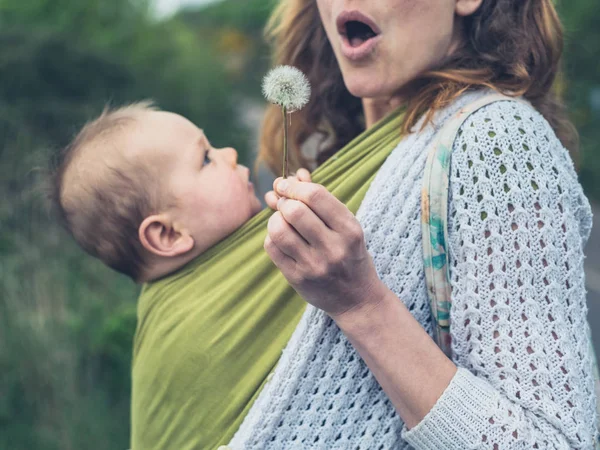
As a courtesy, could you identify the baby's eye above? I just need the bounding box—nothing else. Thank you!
[202,150,212,167]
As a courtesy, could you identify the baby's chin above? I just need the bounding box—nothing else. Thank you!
[250,196,264,216]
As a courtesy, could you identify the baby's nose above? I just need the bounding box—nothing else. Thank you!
[221,147,238,167]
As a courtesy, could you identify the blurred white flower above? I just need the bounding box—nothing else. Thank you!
[262,65,311,112]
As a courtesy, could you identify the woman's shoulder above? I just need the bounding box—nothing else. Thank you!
[448,91,557,148]
[448,91,593,241]
[459,95,555,141]
[450,91,574,179]
[427,89,565,156]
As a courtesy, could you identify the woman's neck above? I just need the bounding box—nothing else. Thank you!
[362,96,405,129]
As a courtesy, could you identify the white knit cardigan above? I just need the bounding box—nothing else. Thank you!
[228,90,596,449]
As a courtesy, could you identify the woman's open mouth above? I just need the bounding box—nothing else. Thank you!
[336,11,382,61]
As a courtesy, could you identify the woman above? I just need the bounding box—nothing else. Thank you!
[232,0,595,448]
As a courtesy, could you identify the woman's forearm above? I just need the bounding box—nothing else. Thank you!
[333,282,457,429]
[267,177,457,429]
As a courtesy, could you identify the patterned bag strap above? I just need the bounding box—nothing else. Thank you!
[421,92,528,357]
[421,92,600,448]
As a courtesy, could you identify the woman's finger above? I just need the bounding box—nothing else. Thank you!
[277,197,331,247]
[265,190,279,210]
[267,169,311,210]
[296,168,312,182]
[275,178,355,232]
[267,211,309,259]
[264,235,297,275]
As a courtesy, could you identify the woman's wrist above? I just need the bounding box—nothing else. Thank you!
[330,280,397,334]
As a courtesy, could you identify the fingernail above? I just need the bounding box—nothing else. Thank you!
[278,180,288,194]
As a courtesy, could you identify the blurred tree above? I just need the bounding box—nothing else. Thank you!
[0,0,150,49]
[0,1,250,449]
[557,0,600,200]
[179,0,277,98]
[180,0,275,34]
[0,29,135,147]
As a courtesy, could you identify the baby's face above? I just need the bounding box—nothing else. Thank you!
[131,111,262,255]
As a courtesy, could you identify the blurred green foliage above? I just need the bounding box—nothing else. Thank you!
[0,0,598,449]
[0,0,251,449]
[179,0,276,99]
[558,0,600,200]
[181,0,275,33]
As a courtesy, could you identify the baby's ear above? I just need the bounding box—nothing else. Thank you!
[139,214,194,257]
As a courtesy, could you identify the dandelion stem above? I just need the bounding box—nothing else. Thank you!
[282,106,288,179]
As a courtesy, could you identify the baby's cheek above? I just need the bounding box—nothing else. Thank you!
[230,187,255,222]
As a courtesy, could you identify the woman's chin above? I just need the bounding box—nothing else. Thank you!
[343,74,389,100]
[341,67,411,101]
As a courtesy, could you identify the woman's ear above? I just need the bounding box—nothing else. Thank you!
[139,214,194,257]
[455,0,483,17]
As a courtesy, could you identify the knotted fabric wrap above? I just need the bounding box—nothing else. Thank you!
[130,108,405,450]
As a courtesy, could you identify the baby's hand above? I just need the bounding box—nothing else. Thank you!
[265,168,311,210]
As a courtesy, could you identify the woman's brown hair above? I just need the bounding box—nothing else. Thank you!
[258,0,576,174]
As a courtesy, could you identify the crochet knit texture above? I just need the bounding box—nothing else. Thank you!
[229,90,596,449]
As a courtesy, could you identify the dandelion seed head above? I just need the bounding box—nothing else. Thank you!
[262,65,311,112]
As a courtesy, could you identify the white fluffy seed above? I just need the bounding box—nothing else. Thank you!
[262,65,311,112]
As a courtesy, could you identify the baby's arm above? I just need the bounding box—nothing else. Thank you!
[265,168,311,210]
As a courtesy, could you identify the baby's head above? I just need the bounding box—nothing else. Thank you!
[51,102,262,283]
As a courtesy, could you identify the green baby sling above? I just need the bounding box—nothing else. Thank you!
[130,109,405,450]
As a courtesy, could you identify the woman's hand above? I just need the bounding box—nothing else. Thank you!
[264,168,312,210]
[265,179,459,435]
[264,177,386,318]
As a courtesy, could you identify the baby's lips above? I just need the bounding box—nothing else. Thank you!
[238,165,251,183]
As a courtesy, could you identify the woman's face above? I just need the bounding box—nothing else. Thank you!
[316,0,470,100]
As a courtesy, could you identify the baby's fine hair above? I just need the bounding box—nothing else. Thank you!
[49,101,160,282]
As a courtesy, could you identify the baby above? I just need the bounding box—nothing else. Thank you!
[50,101,308,283]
